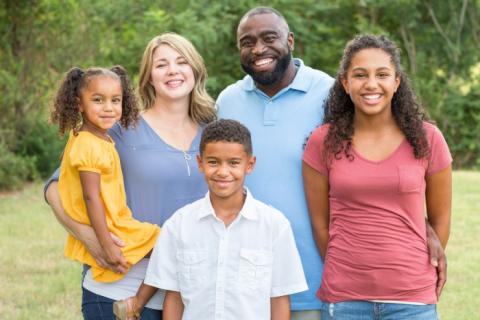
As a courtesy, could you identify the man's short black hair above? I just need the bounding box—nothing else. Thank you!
[200,119,252,155]
[238,6,290,34]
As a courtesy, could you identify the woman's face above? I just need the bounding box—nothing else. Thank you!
[150,44,195,102]
[341,48,400,118]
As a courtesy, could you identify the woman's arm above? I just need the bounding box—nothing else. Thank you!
[45,181,126,272]
[425,165,452,298]
[302,162,330,260]
[79,171,128,270]
[163,290,184,320]
[271,296,290,320]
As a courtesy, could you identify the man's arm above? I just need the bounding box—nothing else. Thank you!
[45,181,125,272]
[426,165,452,298]
[271,296,290,320]
[302,162,330,260]
[163,290,184,320]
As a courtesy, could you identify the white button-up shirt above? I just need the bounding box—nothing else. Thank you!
[145,189,308,320]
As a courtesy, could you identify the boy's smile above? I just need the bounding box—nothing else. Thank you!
[197,141,255,204]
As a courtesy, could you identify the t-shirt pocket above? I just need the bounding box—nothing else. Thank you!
[238,249,273,291]
[397,165,424,193]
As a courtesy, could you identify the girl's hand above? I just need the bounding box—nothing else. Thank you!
[104,243,129,273]
[79,225,126,272]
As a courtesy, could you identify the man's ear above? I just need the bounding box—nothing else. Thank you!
[287,32,294,52]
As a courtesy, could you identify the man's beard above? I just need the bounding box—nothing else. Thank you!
[241,48,292,86]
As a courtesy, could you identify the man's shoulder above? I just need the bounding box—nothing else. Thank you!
[217,75,251,101]
[300,62,334,87]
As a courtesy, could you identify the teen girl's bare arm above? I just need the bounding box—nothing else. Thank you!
[425,165,452,298]
[271,296,290,320]
[302,162,330,260]
[45,181,126,273]
[163,291,184,320]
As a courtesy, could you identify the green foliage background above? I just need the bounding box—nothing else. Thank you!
[1,0,479,189]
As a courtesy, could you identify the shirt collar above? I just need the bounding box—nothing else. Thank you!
[197,188,259,221]
[242,58,310,93]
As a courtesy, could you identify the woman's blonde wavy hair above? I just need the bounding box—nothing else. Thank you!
[138,33,216,124]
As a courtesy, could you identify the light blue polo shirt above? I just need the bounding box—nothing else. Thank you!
[217,58,334,311]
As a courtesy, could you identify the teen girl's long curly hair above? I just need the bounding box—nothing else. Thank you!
[323,34,429,161]
[51,65,139,135]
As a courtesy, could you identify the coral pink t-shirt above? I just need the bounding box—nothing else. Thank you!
[303,122,452,304]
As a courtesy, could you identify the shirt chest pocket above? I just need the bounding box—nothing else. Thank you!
[238,249,273,291]
[177,250,207,288]
[397,165,424,193]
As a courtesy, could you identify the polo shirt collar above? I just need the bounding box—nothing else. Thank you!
[197,188,258,221]
[242,58,310,93]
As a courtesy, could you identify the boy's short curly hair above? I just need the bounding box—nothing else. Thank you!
[200,119,252,155]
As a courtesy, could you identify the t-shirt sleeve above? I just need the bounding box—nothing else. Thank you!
[144,216,180,291]
[68,135,112,174]
[302,125,329,176]
[270,218,308,297]
[426,124,452,176]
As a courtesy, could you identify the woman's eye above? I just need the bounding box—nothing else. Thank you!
[353,73,366,78]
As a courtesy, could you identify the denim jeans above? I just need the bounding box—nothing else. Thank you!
[320,301,437,320]
[82,287,162,320]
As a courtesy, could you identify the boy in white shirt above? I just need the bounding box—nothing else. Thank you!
[116,119,307,320]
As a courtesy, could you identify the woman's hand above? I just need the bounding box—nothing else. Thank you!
[46,181,127,273]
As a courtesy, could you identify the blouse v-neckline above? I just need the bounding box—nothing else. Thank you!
[140,116,201,152]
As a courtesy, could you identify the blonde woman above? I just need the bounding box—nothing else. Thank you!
[45,33,215,320]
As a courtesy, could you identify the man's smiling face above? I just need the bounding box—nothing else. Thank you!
[237,13,294,86]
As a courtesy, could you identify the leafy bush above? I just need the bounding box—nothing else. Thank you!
[17,119,65,179]
[0,142,35,190]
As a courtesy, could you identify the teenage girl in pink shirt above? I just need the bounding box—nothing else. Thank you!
[303,34,452,319]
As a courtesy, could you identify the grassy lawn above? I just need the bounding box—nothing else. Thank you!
[0,171,478,319]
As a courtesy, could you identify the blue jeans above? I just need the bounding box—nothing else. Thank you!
[82,287,162,320]
[320,301,437,320]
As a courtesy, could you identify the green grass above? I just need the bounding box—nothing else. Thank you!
[0,172,479,319]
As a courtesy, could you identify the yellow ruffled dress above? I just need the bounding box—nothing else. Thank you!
[58,131,160,282]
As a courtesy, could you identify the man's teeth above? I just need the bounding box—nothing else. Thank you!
[363,94,381,100]
[254,58,273,66]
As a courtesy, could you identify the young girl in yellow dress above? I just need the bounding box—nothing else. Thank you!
[51,66,159,283]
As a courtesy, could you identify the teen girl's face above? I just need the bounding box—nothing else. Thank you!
[341,48,400,118]
[150,44,195,103]
[78,76,122,133]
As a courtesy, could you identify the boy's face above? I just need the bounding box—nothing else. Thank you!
[197,141,256,202]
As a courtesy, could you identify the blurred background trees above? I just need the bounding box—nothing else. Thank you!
[1,0,479,190]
